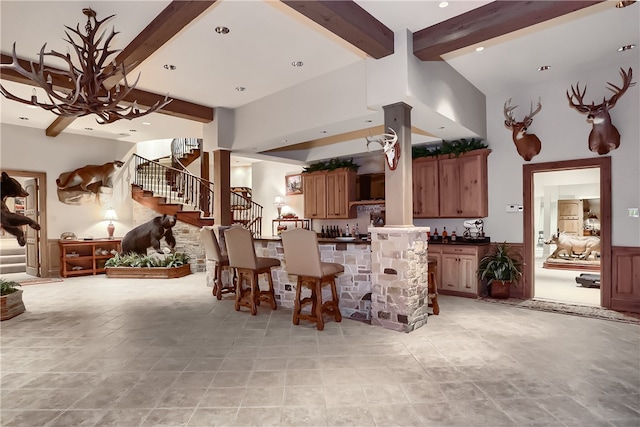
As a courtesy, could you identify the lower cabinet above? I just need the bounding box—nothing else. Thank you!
[59,239,121,278]
[429,244,489,297]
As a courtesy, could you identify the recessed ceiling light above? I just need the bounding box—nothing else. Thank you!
[118,133,129,136]
[537,65,551,71]
[142,122,151,126]
[438,126,445,130]
[475,46,485,52]
[215,26,230,34]
[439,1,449,8]
[84,127,93,131]
[163,64,176,70]
[618,44,636,52]
[235,86,246,92]
[18,116,29,120]
[365,120,372,123]
[320,130,327,134]
[615,1,636,8]
[129,129,137,132]
[291,61,304,67]
[282,139,288,143]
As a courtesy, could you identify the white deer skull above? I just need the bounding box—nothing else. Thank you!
[366,127,399,170]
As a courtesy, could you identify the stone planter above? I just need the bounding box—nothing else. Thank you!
[1,290,26,320]
[106,264,191,279]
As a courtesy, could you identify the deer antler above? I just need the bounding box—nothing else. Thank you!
[523,98,542,127]
[606,67,635,109]
[566,82,592,113]
[503,98,518,127]
[366,127,397,152]
[567,67,635,114]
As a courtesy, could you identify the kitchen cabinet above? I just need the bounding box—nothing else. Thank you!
[413,149,490,218]
[303,169,356,219]
[59,239,121,278]
[430,244,489,297]
[303,171,327,219]
[413,157,439,218]
[557,199,583,236]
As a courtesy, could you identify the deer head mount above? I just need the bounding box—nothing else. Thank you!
[566,67,635,155]
[366,127,400,170]
[504,98,542,161]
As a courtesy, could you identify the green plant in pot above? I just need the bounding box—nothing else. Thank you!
[477,242,522,299]
[1,277,25,320]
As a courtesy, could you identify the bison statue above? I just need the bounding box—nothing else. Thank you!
[544,232,600,261]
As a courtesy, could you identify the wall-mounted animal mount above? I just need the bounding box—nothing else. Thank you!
[56,160,124,205]
[503,98,542,161]
[1,172,41,246]
[366,127,399,170]
[566,67,635,155]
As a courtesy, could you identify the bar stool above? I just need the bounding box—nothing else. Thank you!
[281,228,342,331]
[200,227,235,300]
[224,227,279,315]
[427,258,440,315]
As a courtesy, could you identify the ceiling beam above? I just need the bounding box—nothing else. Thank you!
[1,54,214,126]
[281,0,394,59]
[413,1,605,61]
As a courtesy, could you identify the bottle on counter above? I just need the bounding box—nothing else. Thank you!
[442,227,449,243]
[451,230,457,241]
[354,223,359,238]
[345,224,350,237]
[433,228,439,241]
[321,225,325,238]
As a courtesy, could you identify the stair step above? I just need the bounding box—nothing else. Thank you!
[0,254,26,264]
[0,263,26,274]
[0,247,26,256]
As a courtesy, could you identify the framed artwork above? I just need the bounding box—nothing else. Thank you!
[285,174,303,195]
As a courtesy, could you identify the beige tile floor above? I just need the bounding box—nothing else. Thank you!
[1,272,639,427]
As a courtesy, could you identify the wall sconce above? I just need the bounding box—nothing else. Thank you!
[104,208,118,239]
[273,195,286,219]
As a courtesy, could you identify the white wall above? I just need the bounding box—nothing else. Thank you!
[0,124,135,239]
[135,139,172,160]
[484,58,639,246]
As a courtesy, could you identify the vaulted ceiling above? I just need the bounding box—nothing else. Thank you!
[1,0,637,163]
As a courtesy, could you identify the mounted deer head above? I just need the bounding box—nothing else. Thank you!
[566,67,635,155]
[366,127,400,170]
[504,98,542,161]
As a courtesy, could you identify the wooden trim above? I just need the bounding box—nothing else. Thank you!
[413,1,604,61]
[611,246,640,314]
[523,157,611,305]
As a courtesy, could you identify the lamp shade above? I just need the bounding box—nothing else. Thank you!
[273,195,286,207]
[104,208,118,221]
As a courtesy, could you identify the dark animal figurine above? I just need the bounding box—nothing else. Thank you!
[1,172,41,246]
[121,214,177,255]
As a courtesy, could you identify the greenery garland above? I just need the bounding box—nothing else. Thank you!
[303,157,359,173]
[412,138,488,159]
[105,252,190,268]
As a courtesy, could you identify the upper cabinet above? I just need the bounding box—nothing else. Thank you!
[303,169,356,219]
[414,148,491,218]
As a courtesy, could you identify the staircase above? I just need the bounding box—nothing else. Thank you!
[0,238,26,274]
[131,140,263,235]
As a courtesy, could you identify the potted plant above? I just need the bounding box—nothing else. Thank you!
[105,252,191,278]
[477,242,523,299]
[1,278,25,320]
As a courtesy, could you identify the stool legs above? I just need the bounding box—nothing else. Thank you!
[293,275,341,331]
[213,263,235,300]
[428,270,440,315]
[234,268,276,316]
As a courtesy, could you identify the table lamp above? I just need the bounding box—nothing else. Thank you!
[273,195,286,219]
[104,208,118,239]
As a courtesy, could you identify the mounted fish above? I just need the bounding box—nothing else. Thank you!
[566,67,635,155]
[503,98,542,161]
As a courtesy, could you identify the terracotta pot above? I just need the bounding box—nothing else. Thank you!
[490,281,512,299]
[1,290,26,321]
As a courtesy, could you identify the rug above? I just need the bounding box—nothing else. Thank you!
[478,297,640,325]
[18,278,64,286]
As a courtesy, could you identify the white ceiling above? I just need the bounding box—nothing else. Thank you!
[1,0,638,163]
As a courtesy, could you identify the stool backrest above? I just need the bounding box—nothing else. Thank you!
[200,227,224,263]
[225,226,257,270]
[281,228,322,277]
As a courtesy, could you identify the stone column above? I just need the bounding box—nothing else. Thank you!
[383,102,413,227]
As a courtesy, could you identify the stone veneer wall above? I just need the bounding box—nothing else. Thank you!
[132,204,206,272]
[370,226,430,333]
[204,233,373,321]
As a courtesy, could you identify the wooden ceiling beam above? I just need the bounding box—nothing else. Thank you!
[413,1,605,61]
[281,0,394,59]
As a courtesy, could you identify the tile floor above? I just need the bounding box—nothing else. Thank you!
[1,272,639,427]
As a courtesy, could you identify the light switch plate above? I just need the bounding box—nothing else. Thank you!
[629,208,639,218]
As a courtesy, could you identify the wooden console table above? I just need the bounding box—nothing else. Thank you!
[272,218,310,236]
[59,239,121,278]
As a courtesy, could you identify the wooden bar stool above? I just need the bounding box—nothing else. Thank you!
[281,228,342,331]
[427,258,440,315]
[225,227,279,315]
[200,227,235,300]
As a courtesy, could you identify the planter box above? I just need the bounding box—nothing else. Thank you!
[1,290,26,321]
[106,264,191,279]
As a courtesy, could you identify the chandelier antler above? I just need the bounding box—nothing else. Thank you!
[0,8,171,124]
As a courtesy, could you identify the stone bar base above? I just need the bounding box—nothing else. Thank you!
[370,226,430,332]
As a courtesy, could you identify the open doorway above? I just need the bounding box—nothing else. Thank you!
[523,157,612,308]
[1,170,48,278]
[533,169,600,306]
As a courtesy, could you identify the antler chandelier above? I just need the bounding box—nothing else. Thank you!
[0,8,171,124]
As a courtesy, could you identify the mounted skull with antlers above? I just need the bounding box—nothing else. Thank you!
[504,98,542,161]
[366,127,399,170]
[566,67,635,155]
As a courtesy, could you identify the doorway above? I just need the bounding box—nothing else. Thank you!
[1,170,48,277]
[523,157,612,308]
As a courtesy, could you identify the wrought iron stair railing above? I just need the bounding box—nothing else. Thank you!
[132,154,263,236]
